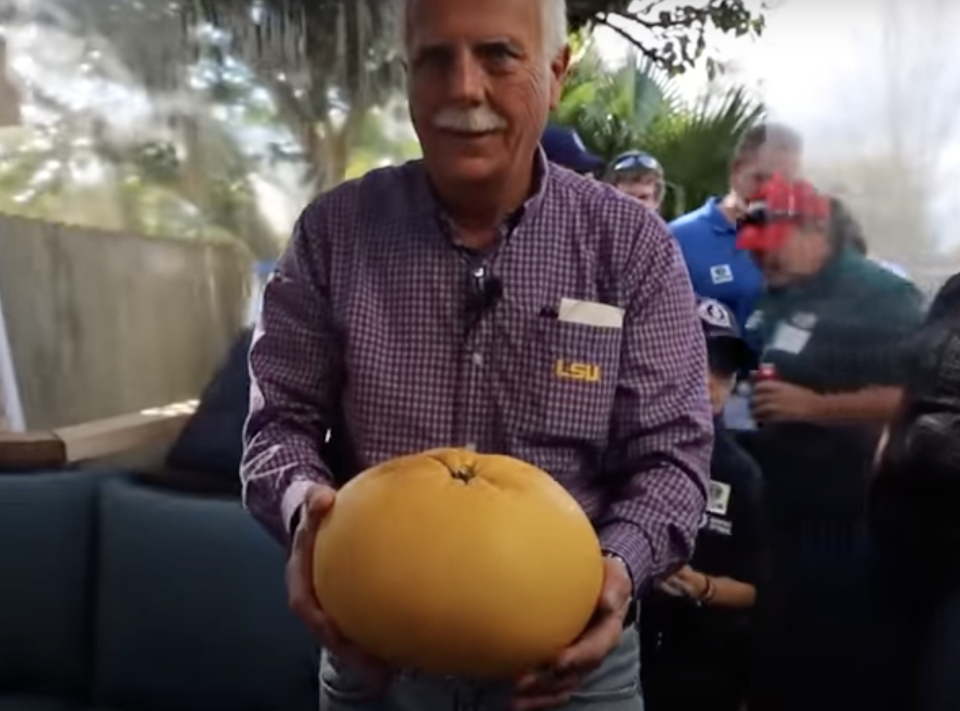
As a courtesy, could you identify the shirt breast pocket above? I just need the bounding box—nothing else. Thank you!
[520,319,622,444]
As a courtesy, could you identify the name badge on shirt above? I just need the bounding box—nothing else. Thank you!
[557,298,624,329]
[745,309,764,332]
[791,312,818,330]
[769,322,811,355]
[706,480,732,516]
[710,264,734,284]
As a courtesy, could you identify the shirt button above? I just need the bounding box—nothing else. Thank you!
[471,352,484,367]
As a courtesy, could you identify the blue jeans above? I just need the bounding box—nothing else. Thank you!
[319,627,642,711]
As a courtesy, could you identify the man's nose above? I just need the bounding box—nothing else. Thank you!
[446,48,486,103]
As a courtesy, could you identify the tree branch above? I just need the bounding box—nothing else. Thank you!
[594,15,663,66]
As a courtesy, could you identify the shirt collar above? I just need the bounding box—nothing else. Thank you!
[705,197,737,235]
[411,147,551,243]
[769,247,854,299]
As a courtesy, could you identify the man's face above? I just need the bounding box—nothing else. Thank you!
[613,174,662,212]
[750,224,821,289]
[405,0,568,187]
[707,370,735,414]
[731,146,800,210]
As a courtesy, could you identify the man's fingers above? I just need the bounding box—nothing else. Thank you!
[288,590,390,680]
[512,688,575,711]
[553,613,622,675]
[512,671,580,711]
[285,484,391,686]
[287,566,328,631]
[752,398,777,420]
[753,379,783,395]
[304,484,336,524]
[661,577,693,598]
[515,670,576,693]
[598,582,628,615]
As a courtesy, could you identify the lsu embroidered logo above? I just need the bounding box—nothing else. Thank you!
[554,360,601,383]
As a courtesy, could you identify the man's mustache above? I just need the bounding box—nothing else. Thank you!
[432,106,508,133]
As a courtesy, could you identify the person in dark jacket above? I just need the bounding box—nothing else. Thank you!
[641,297,766,711]
[779,275,960,711]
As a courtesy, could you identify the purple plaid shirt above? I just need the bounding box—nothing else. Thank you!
[242,154,712,592]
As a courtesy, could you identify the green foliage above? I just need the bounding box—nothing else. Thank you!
[555,45,763,219]
[642,87,764,217]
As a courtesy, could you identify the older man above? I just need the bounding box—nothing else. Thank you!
[241,0,712,709]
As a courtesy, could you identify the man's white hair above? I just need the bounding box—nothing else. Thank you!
[397,0,568,59]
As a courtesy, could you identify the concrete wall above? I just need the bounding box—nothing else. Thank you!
[0,215,252,429]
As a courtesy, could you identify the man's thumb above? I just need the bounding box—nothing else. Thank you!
[305,484,336,520]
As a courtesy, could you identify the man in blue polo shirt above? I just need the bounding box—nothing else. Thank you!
[670,123,803,330]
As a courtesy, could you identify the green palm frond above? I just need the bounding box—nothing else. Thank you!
[555,47,763,219]
[642,87,763,217]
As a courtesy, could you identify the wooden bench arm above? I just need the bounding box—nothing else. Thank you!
[0,400,197,471]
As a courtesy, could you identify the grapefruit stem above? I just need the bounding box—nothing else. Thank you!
[450,467,475,484]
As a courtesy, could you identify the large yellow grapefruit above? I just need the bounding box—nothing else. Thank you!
[312,448,604,678]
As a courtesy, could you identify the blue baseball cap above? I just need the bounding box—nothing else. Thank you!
[540,125,605,174]
[697,297,751,374]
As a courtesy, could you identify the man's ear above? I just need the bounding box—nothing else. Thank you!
[548,45,571,111]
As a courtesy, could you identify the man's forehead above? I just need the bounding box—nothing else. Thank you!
[619,173,660,187]
[754,145,800,176]
[405,0,541,49]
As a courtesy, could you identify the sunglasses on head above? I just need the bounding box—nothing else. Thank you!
[611,152,662,175]
[738,199,806,229]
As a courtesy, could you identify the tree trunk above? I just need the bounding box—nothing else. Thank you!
[317,103,370,192]
[0,38,21,126]
[177,115,281,260]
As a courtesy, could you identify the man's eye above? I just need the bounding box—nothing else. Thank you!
[478,44,516,63]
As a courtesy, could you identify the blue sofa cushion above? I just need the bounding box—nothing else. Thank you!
[0,472,106,697]
[92,479,317,711]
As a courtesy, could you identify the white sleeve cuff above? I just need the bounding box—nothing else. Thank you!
[281,479,317,537]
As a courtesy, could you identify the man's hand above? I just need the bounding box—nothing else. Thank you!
[752,379,821,422]
[657,565,708,601]
[511,557,632,711]
[287,484,392,686]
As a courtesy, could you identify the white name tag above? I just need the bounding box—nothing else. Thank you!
[769,322,811,355]
[707,480,732,516]
[557,298,624,329]
[710,264,734,284]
